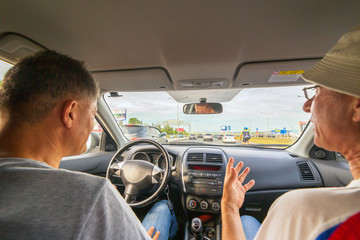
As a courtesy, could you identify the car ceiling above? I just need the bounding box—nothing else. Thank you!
[1,1,360,99]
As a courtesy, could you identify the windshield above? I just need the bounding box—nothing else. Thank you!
[104,86,310,148]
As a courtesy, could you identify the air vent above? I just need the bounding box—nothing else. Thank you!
[187,153,203,162]
[206,153,223,163]
[298,162,315,181]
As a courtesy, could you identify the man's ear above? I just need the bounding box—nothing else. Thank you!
[62,100,78,128]
[352,98,360,123]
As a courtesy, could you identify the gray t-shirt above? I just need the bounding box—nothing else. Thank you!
[0,158,151,240]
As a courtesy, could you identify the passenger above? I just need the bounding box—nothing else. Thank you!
[0,51,177,240]
[221,24,360,239]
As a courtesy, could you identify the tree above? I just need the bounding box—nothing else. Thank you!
[128,117,142,124]
[161,123,175,135]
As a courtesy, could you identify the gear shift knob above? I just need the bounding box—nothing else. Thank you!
[191,217,203,240]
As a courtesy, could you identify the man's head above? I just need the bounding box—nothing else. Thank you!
[0,50,99,124]
[195,103,215,114]
[0,50,99,158]
[302,24,360,153]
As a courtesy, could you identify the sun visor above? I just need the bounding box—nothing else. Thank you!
[93,68,174,92]
[233,59,321,88]
[0,33,45,63]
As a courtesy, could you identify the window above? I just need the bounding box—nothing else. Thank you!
[0,59,13,126]
[0,59,13,86]
[86,120,103,153]
[104,86,310,148]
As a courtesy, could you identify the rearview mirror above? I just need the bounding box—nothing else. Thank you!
[183,103,223,114]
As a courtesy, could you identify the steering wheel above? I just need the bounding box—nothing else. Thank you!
[106,139,171,208]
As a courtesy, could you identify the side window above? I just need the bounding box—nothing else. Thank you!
[142,126,150,136]
[0,59,13,126]
[86,120,103,153]
[149,127,158,137]
[0,59,12,82]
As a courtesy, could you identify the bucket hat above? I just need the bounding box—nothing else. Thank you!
[302,24,360,98]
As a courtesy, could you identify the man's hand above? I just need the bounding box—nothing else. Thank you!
[221,157,255,240]
[147,227,160,240]
[222,157,255,212]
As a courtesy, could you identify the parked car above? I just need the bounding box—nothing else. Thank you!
[218,135,224,140]
[203,133,213,142]
[197,134,203,138]
[222,134,236,144]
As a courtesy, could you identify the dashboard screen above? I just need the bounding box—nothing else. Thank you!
[189,165,221,171]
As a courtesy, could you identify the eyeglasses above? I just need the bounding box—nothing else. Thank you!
[303,85,320,100]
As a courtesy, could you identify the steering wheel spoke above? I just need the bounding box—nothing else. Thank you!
[151,166,164,184]
[124,193,137,204]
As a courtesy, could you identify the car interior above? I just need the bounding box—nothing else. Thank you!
[1,1,359,239]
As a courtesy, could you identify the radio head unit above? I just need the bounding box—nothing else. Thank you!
[182,148,227,196]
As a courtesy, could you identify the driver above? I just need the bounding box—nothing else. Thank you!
[195,103,218,114]
[0,51,177,240]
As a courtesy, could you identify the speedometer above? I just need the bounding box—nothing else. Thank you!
[156,154,172,170]
[132,152,150,162]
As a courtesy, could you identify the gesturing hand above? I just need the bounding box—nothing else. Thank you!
[221,157,255,212]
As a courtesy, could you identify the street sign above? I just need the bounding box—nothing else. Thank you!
[113,109,126,121]
[221,125,231,131]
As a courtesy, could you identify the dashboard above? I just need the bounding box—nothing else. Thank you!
[59,143,353,240]
[107,144,352,221]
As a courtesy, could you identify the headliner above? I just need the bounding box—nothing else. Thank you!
[0,1,359,93]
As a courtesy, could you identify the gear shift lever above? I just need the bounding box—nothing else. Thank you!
[191,217,203,240]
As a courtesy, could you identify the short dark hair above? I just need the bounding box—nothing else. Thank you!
[0,50,99,123]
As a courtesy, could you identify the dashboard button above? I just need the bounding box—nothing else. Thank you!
[188,199,197,209]
[200,200,209,210]
[198,188,207,193]
[211,201,221,211]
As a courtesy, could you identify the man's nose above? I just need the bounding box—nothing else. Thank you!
[302,98,312,113]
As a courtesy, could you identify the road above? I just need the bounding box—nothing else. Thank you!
[167,136,238,145]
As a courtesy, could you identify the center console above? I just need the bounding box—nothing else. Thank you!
[181,148,227,239]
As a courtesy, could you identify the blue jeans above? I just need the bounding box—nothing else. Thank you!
[142,200,178,240]
[241,215,261,240]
